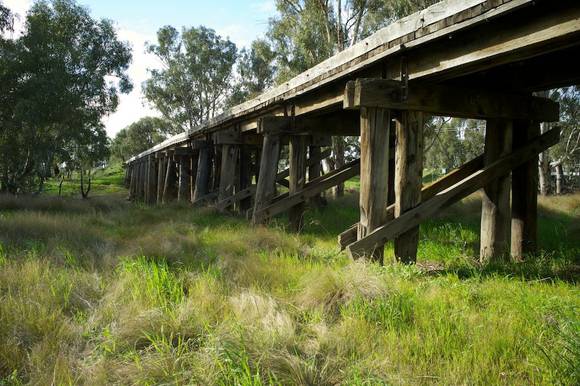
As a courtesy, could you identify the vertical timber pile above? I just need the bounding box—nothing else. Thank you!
[193,141,211,202]
[218,144,239,203]
[358,107,391,263]
[138,160,146,201]
[511,120,540,259]
[157,153,166,204]
[289,136,307,231]
[253,131,281,224]
[189,148,199,203]
[146,154,158,205]
[162,152,177,203]
[177,155,191,202]
[308,145,325,208]
[394,111,424,264]
[480,119,513,262]
[239,146,253,212]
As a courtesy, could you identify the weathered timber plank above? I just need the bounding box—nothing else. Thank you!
[177,156,191,202]
[394,111,424,264]
[511,119,540,259]
[216,185,257,211]
[193,145,211,202]
[346,127,560,259]
[480,119,513,262]
[338,154,486,250]
[289,136,307,231]
[218,144,239,202]
[252,134,281,224]
[358,107,391,263]
[254,158,360,224]
[344,78,560,121]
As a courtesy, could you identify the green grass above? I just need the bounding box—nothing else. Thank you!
[44,162,127,196]
[0,172,578,385]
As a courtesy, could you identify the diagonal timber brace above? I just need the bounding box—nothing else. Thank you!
[346,127,560,259]
[217,148,332,211]
[338,154,485,250]
[253,158,361,223]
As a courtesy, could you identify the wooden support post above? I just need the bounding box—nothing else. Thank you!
[128,165,135,200]
[218,144,239,203]
[358,107,391,263]
[289,136,307,231]
[388,123,396,206]
[394,111,424,264]
[480,119,513,262]
[157,155,166,204]
[212,145,221,193]
[308,145,325,208]
[239,146,252,212]
[252,134,281,224]
[511,120,540,259]
[147,155,157,205]
[162,156,177,204]
[177,156,190,202]
[189,151,198,203]
[138,161,146,201]
[193,144,211,202]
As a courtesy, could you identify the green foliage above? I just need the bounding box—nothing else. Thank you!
[0,0,132,194]
[228,39,277,106]
[144,25,237,131]
[110,117,176,162]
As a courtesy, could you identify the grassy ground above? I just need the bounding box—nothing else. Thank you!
[0,175,578,384]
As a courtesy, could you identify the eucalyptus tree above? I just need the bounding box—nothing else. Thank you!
[111,117,177,162]
[0,0,132,194]
[144,26,237,132]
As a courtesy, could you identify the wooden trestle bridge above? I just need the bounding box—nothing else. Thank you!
[125,0,580,263]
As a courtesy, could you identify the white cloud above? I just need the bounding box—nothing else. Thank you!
[3,0,31,36]
[251,0,276,14]
[102,28,162,138]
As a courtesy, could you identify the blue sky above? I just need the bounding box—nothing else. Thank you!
[4,0,277,137]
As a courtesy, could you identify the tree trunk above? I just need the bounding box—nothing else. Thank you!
[555,162,563,195]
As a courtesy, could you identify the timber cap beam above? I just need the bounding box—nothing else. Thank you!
[344,78,560,121]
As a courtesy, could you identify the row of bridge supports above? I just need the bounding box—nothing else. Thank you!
[126,78,560,264]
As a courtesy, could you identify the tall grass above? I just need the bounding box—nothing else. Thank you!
[0,190,578,384]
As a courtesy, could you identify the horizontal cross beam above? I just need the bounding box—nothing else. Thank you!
[344,79,559,122]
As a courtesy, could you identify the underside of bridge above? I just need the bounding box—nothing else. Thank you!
[125,0,580,264]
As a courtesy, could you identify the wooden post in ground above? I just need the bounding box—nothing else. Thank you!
[189,150,198,203]
[480,119,513,262]
[239,146,253,212]
[511,120,540,259]
[357,107,391,263]
[146,155,158,205]
[308,145,325,208]
[157,154,166,204]
[388,123,396,206]
[289,136,307,231]
[394,111,424,264]
[193,143,211,202]
[252,134,281,224]
[162,154,177,204]
[138,160,146,201]
[177,155,191,202]
[218,144,239,203]
[127,164,134,200]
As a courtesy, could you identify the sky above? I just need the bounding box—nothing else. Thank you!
[3,0,276,137]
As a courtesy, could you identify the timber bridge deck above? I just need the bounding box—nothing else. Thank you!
[126,0,580,263]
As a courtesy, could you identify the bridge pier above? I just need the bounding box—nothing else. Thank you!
[193,141,212,203]
[511,120,540,260]
[253,132,281,224]
[394,111,424,264]
[480,119,513,262]
[357,107,391,263]
[289,135,307,231]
